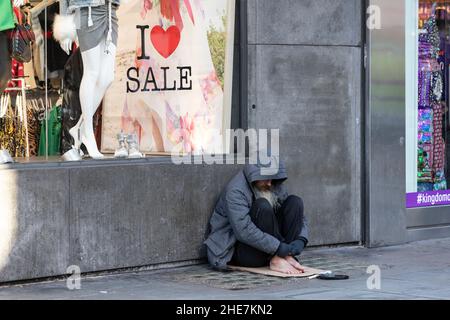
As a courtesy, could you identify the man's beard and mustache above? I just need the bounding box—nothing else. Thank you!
[254,186,279,208]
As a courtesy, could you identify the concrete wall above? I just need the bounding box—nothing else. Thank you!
[246,0,363,246]
[0,160,241,282]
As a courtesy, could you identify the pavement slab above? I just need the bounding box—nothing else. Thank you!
[0,238,449,300]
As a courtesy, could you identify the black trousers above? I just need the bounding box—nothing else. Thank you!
[0,31,11,94]
[231,195,305,268]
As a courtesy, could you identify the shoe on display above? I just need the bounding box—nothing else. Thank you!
[68,121,85,158]
[61,148,82,161]
[0,149,14,164]
[114,131,129,158]
[126,133,144,159]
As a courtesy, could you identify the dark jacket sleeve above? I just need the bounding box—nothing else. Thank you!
[225,189,280,255]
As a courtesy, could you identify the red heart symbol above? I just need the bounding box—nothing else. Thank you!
[150,25,180,59]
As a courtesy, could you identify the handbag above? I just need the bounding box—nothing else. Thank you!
[10,22,35,63]
[10,8,35,63]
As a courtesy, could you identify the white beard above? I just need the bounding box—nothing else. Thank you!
[254,189,278,208]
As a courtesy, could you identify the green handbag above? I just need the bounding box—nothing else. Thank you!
[38,106,62,157]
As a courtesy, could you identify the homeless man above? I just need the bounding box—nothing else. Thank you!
[204,159,309,274]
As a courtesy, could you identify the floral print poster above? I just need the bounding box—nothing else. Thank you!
[102,0,235,155]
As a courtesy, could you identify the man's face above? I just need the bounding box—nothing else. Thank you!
[254,180,272,191]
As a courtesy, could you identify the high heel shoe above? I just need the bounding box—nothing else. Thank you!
[62,122,84,161]
[79,122,104,160]
[61,148,82,161]
[68,121,84,157]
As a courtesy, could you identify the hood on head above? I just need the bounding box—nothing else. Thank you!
[243,155,287,185]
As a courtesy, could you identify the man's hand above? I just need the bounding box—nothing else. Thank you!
[289,239,306,256]
[275,242,293,258]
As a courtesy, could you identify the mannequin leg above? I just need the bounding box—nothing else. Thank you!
[78,42,116,158]
[69,65,114,149]
[95,43,116,108]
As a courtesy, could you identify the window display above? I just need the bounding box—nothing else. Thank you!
[1,0,68,162]
[0,0,235,163]
[406,0,450,207]
[101,0,235,156]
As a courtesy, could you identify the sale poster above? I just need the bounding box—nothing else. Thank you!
[102,0,235,155]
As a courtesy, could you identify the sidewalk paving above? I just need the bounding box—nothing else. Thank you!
[0,238,449,300]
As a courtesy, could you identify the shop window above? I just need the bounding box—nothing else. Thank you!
[0,0,237,164]
[406,0,450,207]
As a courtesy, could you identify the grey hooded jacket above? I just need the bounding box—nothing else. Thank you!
[60,0,121,15]
[204,160,309,270]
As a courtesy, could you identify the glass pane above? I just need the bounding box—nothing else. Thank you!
[0,0,62,163]
[0,0,235,164]
[101,0,235,157]
[407,0,450,207]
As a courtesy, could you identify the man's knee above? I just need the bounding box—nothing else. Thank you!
[284,195,304,215]
[285,195,303,207]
